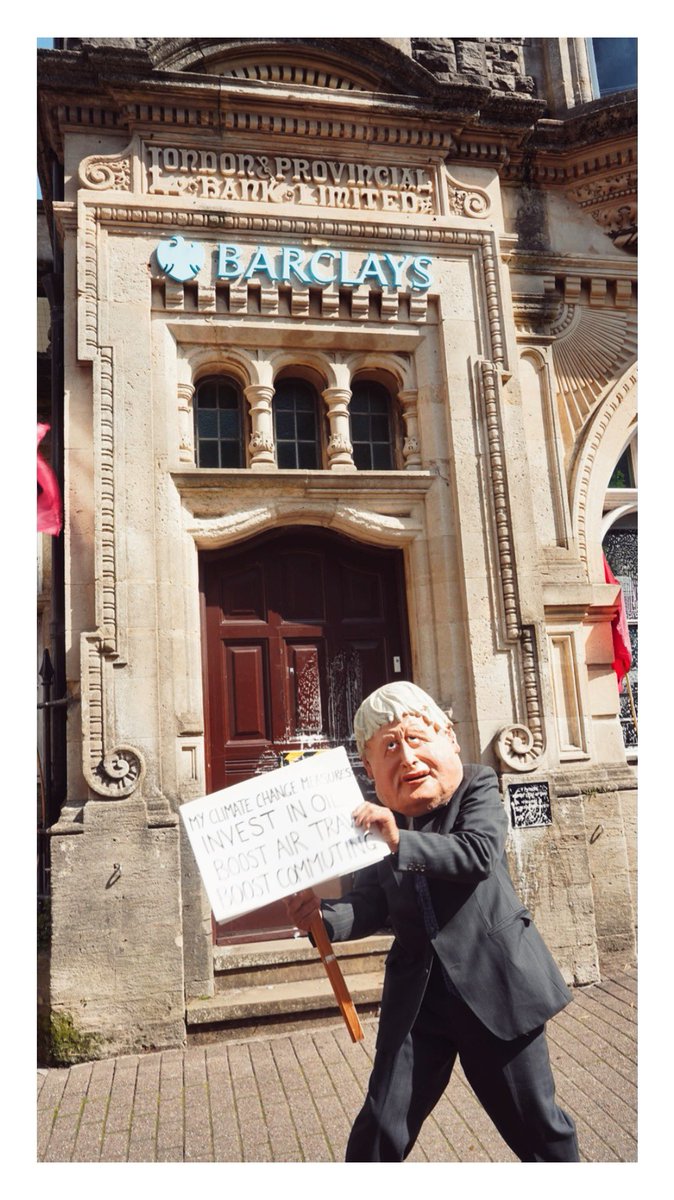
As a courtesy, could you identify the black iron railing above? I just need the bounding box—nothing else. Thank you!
[37,648,68,901]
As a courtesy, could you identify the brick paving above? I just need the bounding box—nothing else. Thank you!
[36,966,637,1163]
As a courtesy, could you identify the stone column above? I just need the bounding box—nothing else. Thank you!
[322,386,356,471]
[244,383,276,470]
[177,380,196,465]
[398,388,423,468]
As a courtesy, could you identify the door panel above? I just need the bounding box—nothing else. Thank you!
[286,641,325,735]
[200,527,410,943]
[220,562,266,620]
[224,644,268,742]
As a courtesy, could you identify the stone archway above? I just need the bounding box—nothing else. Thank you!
[570,363,637,582]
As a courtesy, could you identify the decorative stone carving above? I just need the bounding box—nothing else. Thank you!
[79,153,132,192]
[177,380,195,464]
[77,343,163,809]
[93,748,145,797]
[322,387,356,471]
[573,367,637,568]
[328,433,353,454]
[398,389,423,469]
[549,304,637,440]
[478,362,546,771]
[494,626,545,771]
[95,349,118,647]
[445,171,491,218]
[81,634,146,800]
[494,723,539,772]
[245,384,276,469]
[565,169,637,254]
[479,361,519,640]
[144,143,438,214]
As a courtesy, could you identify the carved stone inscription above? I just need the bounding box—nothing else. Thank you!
[145,146,436,213]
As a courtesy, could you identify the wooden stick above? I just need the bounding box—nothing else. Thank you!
[309,912,364,1043]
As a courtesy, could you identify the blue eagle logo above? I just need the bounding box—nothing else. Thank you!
[156,235,205,282]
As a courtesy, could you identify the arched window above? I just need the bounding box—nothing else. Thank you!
[194,376,244,467]
[349,380,394,470]
[273,378,320,469]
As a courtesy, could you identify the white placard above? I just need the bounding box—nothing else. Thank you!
[179,747,390,923]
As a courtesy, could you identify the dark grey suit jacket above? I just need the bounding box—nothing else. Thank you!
[320,764,572,1048]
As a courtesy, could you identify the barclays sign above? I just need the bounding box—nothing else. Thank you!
[155,235,433,291]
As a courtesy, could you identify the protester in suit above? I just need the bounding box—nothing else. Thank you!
[286,681,580,1162]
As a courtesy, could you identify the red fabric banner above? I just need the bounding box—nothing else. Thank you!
[603,553,632,691]
[37,423,62,536]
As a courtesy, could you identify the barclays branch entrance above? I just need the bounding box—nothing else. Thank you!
[200,526,410,944]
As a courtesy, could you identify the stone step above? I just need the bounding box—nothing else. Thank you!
[213,933,392,991]
[186,970,384,1043]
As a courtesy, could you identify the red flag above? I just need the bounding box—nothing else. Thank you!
[603,553,632,690]
[37,423,62,536]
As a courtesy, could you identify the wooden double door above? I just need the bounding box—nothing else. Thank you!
[200,526,410,943]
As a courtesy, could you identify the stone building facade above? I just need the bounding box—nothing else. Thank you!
[37,38,637,1058]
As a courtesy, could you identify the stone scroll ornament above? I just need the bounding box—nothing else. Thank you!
[478,362,545,773]
[495,723,541,774]
[92,747,145,799]
[78,142,134,192]
[445,171,491,219]
[81,634,146,801]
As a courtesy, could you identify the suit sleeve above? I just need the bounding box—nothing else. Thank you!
[318,861,389,943]
[396,766,508,882]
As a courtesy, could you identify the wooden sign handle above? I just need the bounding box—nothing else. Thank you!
[309,912,364,1043]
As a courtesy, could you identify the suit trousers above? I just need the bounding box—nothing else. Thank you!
[346,956,579,1162]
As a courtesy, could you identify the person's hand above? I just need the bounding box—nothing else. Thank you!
[285,887,321,933]
[352,802,400,852]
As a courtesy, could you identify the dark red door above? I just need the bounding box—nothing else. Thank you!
[200,526,410,943]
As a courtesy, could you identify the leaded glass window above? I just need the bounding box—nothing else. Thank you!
[350,380,394,470]
[194,377,244,468]
[273,379,320,469]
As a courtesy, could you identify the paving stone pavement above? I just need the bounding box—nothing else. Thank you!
[36,966,637,1163]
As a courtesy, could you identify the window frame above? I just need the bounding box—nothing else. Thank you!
[272,376,324,470]
[349,378,398,471]
[193,374,246,469]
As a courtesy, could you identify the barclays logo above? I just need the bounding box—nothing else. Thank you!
[156,235,205,283]
[154,236,433,291]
